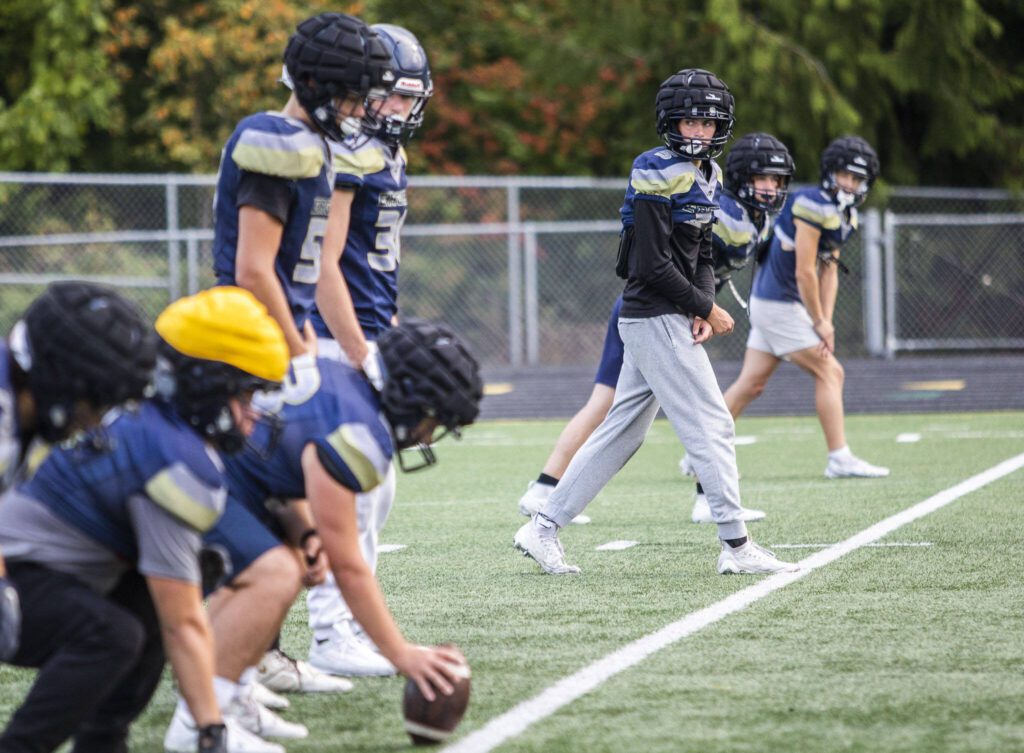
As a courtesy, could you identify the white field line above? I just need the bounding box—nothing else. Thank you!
[772,542,933,549]
[443,452,1024,753]
[595,540,639,551]
[896,433,922,443]
[378,544,407,553]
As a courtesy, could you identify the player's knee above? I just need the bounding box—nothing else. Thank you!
[830,359,845,385]
[244,546,302,604]
[93,609,146,671]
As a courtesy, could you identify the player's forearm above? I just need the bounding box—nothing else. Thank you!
[236,267,306,356]
[150,580,222,726]
[330,557,407,662]
[818,262,839,322]
[315,267,369,364]
[796,269,826,323]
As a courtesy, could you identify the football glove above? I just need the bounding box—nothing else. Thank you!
[197,723,227,753]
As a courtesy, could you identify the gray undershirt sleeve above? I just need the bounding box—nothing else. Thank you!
[127,494,202,585]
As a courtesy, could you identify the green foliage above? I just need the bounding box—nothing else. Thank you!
[0,0,1021,184]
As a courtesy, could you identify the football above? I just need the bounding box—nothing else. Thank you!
[402,645,472,745]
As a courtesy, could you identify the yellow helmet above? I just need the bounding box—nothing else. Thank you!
[155,287,288,384]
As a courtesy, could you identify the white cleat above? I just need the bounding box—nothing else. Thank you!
[717,540,799,575]
[164,707,284,753]
[517,481,591,524]
[228,696,308,740]
[256,648,354,694]
[308,624,397,678]
[251,682,289,711]
[691,493,766,524]
[513,516,581,575]
[825,454,890,479]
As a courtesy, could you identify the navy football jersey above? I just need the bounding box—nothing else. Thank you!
[212,111,334,329]
[712,192,771,283]
[0,342,19,491]
[16,401,226,562]
[223,357,394,518]
[753,187,859,303]
[620,146,722,230]
[310,138,408,340]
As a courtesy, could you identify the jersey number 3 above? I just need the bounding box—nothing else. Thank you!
[368,209,405,272]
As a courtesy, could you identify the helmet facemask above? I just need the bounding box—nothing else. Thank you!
[662,107,734,160]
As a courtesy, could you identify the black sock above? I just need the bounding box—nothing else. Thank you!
[724,536,748,548]
[537,473,559,487]
[696,482,704,494]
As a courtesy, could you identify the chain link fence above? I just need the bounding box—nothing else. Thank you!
[0,174,1020,366]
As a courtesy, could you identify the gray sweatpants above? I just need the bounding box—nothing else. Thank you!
[542,314,748,541]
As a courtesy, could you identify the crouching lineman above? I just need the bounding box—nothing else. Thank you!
[0,281,155,665]
[164,319,482,752]
[0,287,288,753]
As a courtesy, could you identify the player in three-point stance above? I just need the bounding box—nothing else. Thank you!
[513,68,798,576]
[1,286,288,753]
[163,319,481,750]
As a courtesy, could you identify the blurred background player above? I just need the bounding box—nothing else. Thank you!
[684,132,795,522]
[0,282,154,665]
[513,68,797,576]
[0,286,287,753]
[302,24,435,679]
[517,132,794,528]
[212,12,392,358]
[165,320,482,749]
[724,136,889,479]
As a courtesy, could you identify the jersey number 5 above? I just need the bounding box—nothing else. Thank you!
[368,209,405,272]
[293,216,327,284]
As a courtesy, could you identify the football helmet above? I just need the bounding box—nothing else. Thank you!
[820,136,879,209]
[10,282,156,442]
[725,132,795,214]
[377,319,482,472]
[282,13,394,143]
[655,68,734,159]
[155,287,288,454]
[371,24,433,146]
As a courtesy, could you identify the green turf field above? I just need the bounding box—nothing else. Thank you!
[2,411,1023,752]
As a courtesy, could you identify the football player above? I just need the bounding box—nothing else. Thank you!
[300,24,434,679]
[0,282,154,664]
[684,132,795,522]
[513,69,797,576]
[723,136,889,478]
[517,136,794,533]
[163,320,482,749]
[212,12,392,358]
[0,287,288,753]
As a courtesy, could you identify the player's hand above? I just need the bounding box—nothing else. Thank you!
[706,304,735,336]
[813,319,835,356]
[0,576,21,662]
[692,317,714,345]
[393,643,465,702]
[299,533,328,587]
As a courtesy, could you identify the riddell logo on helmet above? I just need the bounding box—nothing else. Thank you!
[396,78,425,93]
[705,93,721,102]
[770,155,785,163]
[853,156,867,165]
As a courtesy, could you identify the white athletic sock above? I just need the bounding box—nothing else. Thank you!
[213,676,240,709]
[829,445,853,460]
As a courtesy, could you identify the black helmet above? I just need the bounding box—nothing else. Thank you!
[820,136,879,208]
[655,68,735,160]
[377,319,482,472]
[283,13,394,143]
[725,132,795,214]
[370,24,433,146]
[10,282,156,442]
